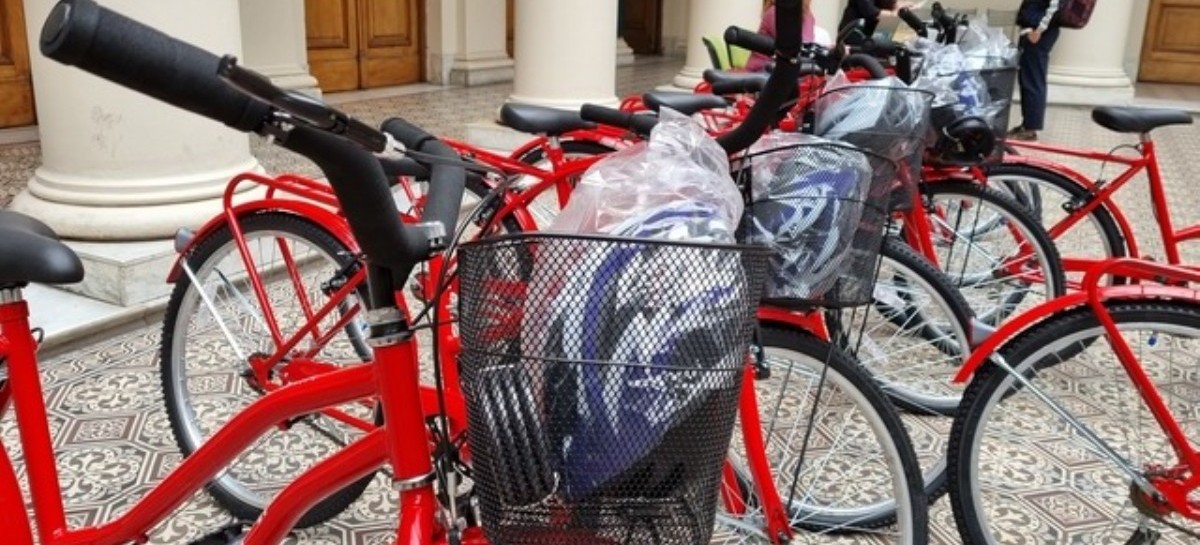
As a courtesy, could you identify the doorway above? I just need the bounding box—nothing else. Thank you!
[0,0,34,128]
[305,0,424,93]
[620,0,663,55]
[1139,0,1200,84]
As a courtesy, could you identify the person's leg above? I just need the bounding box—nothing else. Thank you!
[1022,26,1060,132]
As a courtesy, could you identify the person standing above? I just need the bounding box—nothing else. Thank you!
[838,0,912,40]
[745,0,816,72]
[1009,0,1062,141]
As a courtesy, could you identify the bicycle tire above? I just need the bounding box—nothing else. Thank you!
[948,302,1200,544]
[983,162,1127,280]
[716,325,927,543]
[919,180,1066,326]
[160,212,374,528]
[830,236,973,415]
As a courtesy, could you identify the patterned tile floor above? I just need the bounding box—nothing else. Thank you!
[4,56,1200,544]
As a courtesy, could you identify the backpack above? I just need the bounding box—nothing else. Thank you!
[1054,0,1097,29]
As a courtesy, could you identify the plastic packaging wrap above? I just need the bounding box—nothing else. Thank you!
[513,108,753,503]
[812,73,932,211]
[737,132,885,306]
[912,16,1018,164]
[550,107,741,243]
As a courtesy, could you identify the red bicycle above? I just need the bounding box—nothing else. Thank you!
[8,1,925,544]
[982,107,1196,286]
[947,258,1200,543]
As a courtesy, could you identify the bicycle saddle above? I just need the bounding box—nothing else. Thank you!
[641,91,728,116]
[0,211,84,287]
[499,103,596,136]
[1092,106,1193,134]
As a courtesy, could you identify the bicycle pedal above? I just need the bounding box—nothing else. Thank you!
[188,523,248,545]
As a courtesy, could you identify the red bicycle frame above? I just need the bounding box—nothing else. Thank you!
[1005,136,1187,273]
[953,257,1200,520]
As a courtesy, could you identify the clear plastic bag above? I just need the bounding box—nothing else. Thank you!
[550,107,741,244]
[738,132,883,305]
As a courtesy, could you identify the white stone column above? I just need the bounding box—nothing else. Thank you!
[449,0,515,86]
[15,0,259,241]
[509,0,619,109]
[239,0,319,96]
[670,0,760,89]
[1046,0,1137,104]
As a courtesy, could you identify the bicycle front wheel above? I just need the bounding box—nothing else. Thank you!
[160,212,375,527]
[949,302,1200,544]
[716,326,927,544]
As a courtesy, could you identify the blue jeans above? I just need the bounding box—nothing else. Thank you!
[1017,26,1060,131]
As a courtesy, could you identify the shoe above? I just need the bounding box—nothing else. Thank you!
[1007,125,1038,141]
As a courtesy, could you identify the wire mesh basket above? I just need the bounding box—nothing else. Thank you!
[456,233,768,545]
[735,138,899,309]
[926,55,1017,165]
[811,82,933,212]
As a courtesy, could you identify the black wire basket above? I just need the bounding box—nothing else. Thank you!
[456,233,768,545]
[736,138,899,309]
[811,83,934,212]
[927,55,1018,165]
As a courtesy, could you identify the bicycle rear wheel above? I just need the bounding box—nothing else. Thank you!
[949,302,1200,544]
[919,180,1065,326]
[716,326,927,544]
[160,212,374,527]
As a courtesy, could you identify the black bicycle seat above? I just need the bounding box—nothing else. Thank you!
[642,91,729,116]
[0,211,84,287]
[1092,106,1193,134]
[499,103,596,136]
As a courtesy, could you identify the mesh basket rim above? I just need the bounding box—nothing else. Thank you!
[459,231,773,255]
[816,83,937,101]
[735,140,895,166]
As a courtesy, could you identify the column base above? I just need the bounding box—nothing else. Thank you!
[449,55,516,86]
[617,39,636,66]
[505,94,621,111]
[670,65,707,91]
[58,238,178,307]
[256,64,321,97]
[463,120,533,153]
[1046,83,1136,107]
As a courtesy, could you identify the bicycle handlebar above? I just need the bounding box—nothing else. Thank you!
[840,54,889,79]
[579,105,658,138]
[724,26,775,57]
[40,0,464,277]
[714,0,803,154]
[897,8,928,39]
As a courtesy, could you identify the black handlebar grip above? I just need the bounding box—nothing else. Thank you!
[579,104,658,137]
[380,117,465,245]
[841,53,889,80]
[716,0,801,154]
[898,8,927,38]
[710,77,767,96]
[379,156,430,179]
[724,26,775,56]
[859,39,899,58]
[40,0,270,133]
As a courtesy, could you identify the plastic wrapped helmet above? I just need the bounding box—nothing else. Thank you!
[524,202,748,500]
[740,137,874,302]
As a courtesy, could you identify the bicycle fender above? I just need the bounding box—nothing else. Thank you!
[165,201,357,284]
[955,284,1200,383]
[757,307,829,341]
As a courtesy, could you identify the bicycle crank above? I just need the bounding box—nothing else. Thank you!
[1129,482,1200,541]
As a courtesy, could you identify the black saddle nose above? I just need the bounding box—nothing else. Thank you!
[0,211,84,287]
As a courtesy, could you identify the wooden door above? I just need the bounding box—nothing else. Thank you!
[0,0,34,128]
[620,0,662,55]
[305,0,422,93]
[1139,0,1200,84]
